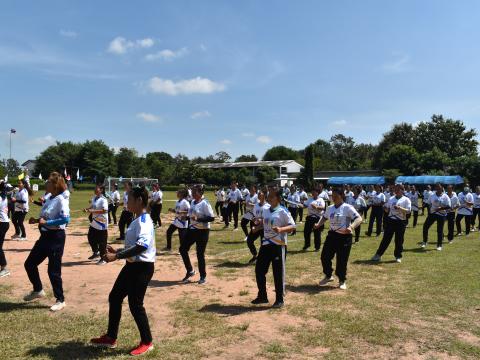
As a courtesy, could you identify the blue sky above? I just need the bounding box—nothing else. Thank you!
[1,1,479,163]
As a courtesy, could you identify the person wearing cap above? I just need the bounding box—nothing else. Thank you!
[422,183,451,251]
[446,185,459,243]
[371,184,411,263]
[471,186,480,231]
[456,186,474,236]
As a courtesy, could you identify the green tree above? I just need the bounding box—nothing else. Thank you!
[35,141,83,176]
[115,148,140,178]
[255,166,278,185]
[380,144,420,175]
[235,154,258,162]
[78,140,116,182]
[298,145,314,189]
[262,146,299,161]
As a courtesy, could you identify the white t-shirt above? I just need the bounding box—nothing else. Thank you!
[429,192,451,216]
[173,199,190,228]
[216,190,226,202]
[40,194,70,231]
[448,193,459,213]
[297,190,308,202]
[123,191,129,211]
[253,202,271,220]
[261,205,295,246]
[323,203,361,233]
[227,188,243,203]
[243,193,258,220]
[457,192,474,216]
[366,191,376,205]
[125,213,156,263]
[189,199,214,230]
[305,196,325,218]
[90,195,109,230]
[473,193,480,209]
[319,190,330,203]
[0,196,9,222]
[423,190,433,204]
[406,191,419,211]
[385,195,411,221]
[346,196,366,212]
[14,188,29,212]
[287,192,301,208]
[111,190,120,205]
[344,190,354,204]
[152,190,163,204]
[372,191,386,206]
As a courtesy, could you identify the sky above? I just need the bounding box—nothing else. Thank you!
[1,0,480,164]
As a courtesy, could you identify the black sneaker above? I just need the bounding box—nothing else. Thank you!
[302,246,309,251]
[251,297,269,305]
[88,252,100,260]
[248,256,257,264]
[181,271,196,283]
[272,301,284,309]
[314,248,320,252]
[115,237,124,241]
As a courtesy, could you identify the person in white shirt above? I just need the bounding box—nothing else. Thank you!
[214,187,226,217]
[117,181,134,241]
[422,185,433,216]
[422,183,451,251]
[315,188,362,290]
[11,179,32,240]
[364,185,375,221]
[251,187,295,308]
[371,184,411,262]
[165,189,190,251]
[346,186,367,243]
[24,172,70,311]
[455,186,474,236]
[405,185,420,228]
[149,183,163,228]
[180,185,215,285]
[224,182,243,230]
[302,187,326,251]
[0,181,11,278]
[92,185,156,356]
[240,185,258,238]
[366,185,385,237]
[246,189,270,264]
[296,186,308,223]
[344,185,354,204]
[240,185,249,216]
[286,185,300,234]
[108,184,121,225]
[446,185,459,243]
[84,185,109,264]
[472,185,480,231]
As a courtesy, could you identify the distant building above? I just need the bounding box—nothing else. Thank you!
[21,160,37,174]
[314,170,382,182]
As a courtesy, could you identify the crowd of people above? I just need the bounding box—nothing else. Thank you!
[0,175,479,356]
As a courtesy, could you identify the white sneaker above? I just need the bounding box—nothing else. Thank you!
[24,290,46,301]
[448,240,453,244]
[339,282,347,290]
[50,301,66,312]
[319,276,334,286]
[420,242,427,248]
[436,247,442,251]
[457,232,463,237]
[244,236,248,242]
[371,254,381,262]
[395,258,402,263]
[233,228,239,232]
[18,237,28,241]
[96,259,107,265]
[0,268,10,277]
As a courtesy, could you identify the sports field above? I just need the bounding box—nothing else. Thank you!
[0,190,479,359]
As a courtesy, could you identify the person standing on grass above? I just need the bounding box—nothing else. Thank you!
[456,186,474,236]
[225,182,243,230]
[296,185,308,223]
[214,186,226,217]
[346,186,366,243]
[251,187,295,308]
[0,181,11,278]
[371,184,411,263]
[366,185,385,237]
[117,181,133,240]
[180,185,215,285]
[23,172,70,311]
[164,189,190,251]
[90,185,156,356]
[240,185,258,239]
[471,186,480,231]
[149,183,163,228]
[446,185,459,244]
[406,185,420,228]
[11,179,32,241]
[316,188,362,290]
[364,185,374,223]
[84,185,109,265]
[422,185,433,216]
[421,183,451,251]
[246,189,270,264]
[286,184,300,235]
[108,184,120,225]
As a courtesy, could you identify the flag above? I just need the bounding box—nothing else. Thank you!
[39,173,43,180]
[64,168,67,177]
[18,173,25,180]
[76,169,80,180]
[10,129,16,134]
[3,175,7,182]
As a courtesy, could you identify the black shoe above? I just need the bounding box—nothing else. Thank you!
[116,237,124,241]
[302,246,309,251]
[88,252,100,260]
[181,271,196,283]
[272,301,284,309]
[314,248,320,252]
[248,256,257,264]
[251,297,269,305]
[365,232,371,237]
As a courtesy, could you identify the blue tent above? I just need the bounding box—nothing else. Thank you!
[327,176,385,185]
[394,175,464,185]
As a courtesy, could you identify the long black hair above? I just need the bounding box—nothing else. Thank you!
[130,185,149,207]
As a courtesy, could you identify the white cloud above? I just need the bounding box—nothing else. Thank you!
[200,44,207,52]
[382,52,411,73]
[146,76,226,96]
[191,110,211,119]
[107,36,155,55]
[241,132,255,137]
[59,30,77,38]
[145,47,188,62]
[256,135,272,144]
[220,139,232,145]
[27,135,56,146]
[136,112,161,123]
[332,119,347,127]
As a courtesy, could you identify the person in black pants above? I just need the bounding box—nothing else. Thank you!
[84,185,109,265]
[421,183,451,251]
[366,185,386,237]
[472,186,480,231]
[371,184,411,263]
[316,188,362,290]
[164,189,190,251]
[446,185,459,243]
[224,182,242,230]
[91,185,156,356]
[214,187,225,217]
[302,188,325,251]
[117,181,133,240]
[24,172,70,311]
[108,184,120,225]
[246,189,269,264]
[0,181,11,278]
[180,185,215,284]
[11,179,32,240]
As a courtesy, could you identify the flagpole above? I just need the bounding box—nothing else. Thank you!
[9,131,11,159]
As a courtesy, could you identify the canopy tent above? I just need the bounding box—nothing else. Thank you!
[327,176,385,185]
[394,175,464,185]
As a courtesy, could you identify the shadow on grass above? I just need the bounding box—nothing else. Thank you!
[286,284,336,294]
[214,261,251,269]
[26,341,122,360]
[149,279,183,288]
[68,232,88,237]
[0,300,49,313]
[62,260,93,267]
[286,249,320,256]
[199,303,270,316]
[217,241,246,245]
[5,248,31,253]
[403,248,434,253]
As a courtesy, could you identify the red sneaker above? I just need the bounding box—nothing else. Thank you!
[90,334,117,348]
[130,342,154,356]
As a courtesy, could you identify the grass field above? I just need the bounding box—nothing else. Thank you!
[1,190,479,359]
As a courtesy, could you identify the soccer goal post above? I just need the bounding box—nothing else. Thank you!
[104,177,159,195]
